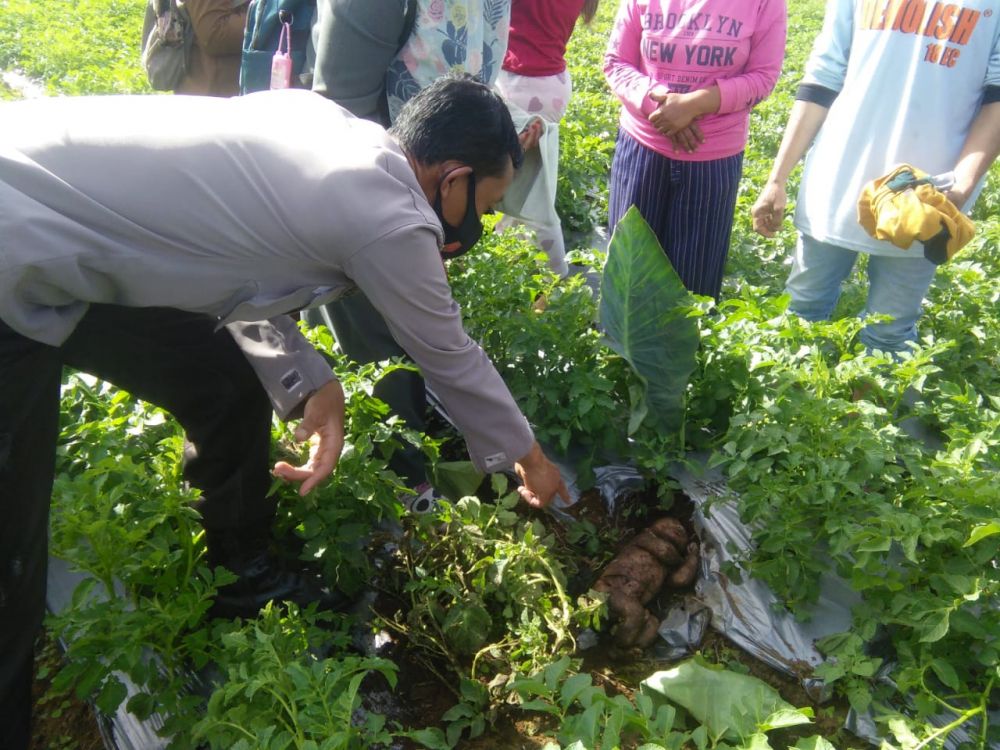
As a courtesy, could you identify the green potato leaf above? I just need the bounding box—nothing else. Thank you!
[963,521,1000,547]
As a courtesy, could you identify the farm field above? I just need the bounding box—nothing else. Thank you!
[2,1,999,749]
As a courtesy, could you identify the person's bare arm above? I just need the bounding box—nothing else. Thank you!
[751,99,831,237]
[945,100,1000,208]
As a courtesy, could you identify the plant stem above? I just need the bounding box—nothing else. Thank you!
[216,720,258,741]
[532,553,576,652]
[977,676,995,750]
[912,705,984,750]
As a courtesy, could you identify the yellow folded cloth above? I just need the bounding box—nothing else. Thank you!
[857,164,975,264]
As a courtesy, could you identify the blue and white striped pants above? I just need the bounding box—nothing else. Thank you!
[608,129,743,300]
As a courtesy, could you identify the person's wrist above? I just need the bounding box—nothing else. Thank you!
[516,441,545,471]
[310,378,343,402]
[946,185,971,208]
[687,89,714,116]
[675,92,698,118]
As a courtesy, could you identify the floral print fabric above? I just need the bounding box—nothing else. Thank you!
[386,0,511,121]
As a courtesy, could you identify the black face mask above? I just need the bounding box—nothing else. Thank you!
[433,172,484,260]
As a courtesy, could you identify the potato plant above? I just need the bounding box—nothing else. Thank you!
[0,0,149,94]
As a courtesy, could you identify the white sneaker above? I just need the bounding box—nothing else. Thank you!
[402,482,441,515]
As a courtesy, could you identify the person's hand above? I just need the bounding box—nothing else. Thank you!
[518,117,544,152]
[648,91,700,137]
[272,379,345,496]
[669,122,704,154]
[514,441,570,508]
[751,180,788,237]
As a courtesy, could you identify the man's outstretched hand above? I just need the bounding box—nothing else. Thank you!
[273,379,346,496]
[514,441,570,508]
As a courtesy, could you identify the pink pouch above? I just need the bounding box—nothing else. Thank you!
[270,20,293,89]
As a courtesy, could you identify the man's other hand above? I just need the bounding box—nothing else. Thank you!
[272,379,346,495]
[514,441,569,508]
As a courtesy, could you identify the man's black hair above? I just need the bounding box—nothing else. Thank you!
[389,73,524,178]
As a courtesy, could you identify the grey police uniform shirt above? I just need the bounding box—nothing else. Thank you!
[0,89,534,474]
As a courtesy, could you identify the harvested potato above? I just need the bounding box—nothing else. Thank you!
[593,517,699,650]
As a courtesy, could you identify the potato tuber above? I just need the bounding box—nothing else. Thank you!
[593,517,699,650]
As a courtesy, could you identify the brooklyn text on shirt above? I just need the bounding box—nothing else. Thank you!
[641,12,745,39]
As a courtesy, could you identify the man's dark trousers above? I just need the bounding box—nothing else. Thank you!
[0,306,274,750]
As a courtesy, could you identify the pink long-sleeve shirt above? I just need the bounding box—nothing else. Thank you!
[604,0,787,161]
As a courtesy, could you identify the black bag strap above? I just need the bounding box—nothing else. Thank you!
[397,0,417,54]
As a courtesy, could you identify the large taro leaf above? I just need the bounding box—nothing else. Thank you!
[599,207,700,434]
[641,657,812,744]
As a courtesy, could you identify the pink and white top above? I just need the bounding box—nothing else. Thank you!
[604,0,787,161]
